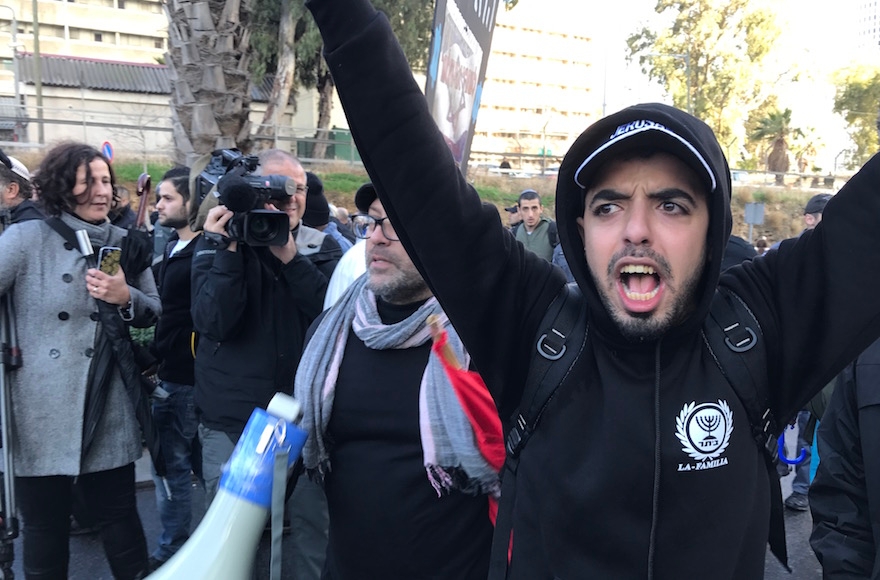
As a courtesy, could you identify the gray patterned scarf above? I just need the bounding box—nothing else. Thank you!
[295,275,500,498]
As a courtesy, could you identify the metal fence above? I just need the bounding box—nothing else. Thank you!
[0,105,856,189]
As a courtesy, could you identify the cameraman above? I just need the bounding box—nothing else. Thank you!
[191,149,339,575]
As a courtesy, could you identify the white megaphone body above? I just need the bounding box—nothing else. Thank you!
[148,393,307,579]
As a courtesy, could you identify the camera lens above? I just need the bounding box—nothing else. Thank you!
[249,214,279,244]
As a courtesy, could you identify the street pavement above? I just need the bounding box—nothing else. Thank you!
[7,452,301,579]
[7,428,824,579]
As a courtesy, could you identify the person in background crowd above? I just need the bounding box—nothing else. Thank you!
[0,141,161,579]
[504,205,521,230]
[755,236,769,256]
[109,184,137,229]
[332,208,357,246]
[511,189,557,261]
[147,166,203,572]
[304,172,354,252]
[0,152,42,226]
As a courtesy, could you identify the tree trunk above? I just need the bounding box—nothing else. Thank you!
[311,66,335,161]
[767,138,789,186]
[253,0,297,151]
[165,0,253,166]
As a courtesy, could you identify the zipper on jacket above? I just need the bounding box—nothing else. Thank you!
[646,339,663,580]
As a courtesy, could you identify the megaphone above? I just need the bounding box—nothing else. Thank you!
[148,393,307,579]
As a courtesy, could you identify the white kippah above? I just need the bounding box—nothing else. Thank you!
[7,156,30,181]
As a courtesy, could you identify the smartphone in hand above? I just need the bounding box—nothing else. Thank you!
[98,246,122,276]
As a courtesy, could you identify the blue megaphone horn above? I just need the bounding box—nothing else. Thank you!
[147,393,307,579]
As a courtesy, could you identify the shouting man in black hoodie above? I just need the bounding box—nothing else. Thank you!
[305,1,880,578]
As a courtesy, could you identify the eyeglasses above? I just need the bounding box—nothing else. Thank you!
[295,184,308,195]
[351,214,399,241]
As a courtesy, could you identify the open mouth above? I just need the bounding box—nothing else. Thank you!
[619,264,661,301]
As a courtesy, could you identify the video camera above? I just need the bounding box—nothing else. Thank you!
[195,149,298,247]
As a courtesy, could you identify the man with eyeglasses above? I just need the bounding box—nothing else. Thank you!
[191,148,340,579]
[294,183,498,579]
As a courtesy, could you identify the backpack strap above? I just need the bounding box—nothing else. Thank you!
[704,287,790,571]
[489,283,588,579]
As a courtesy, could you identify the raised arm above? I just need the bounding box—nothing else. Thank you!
[306,0,565,414]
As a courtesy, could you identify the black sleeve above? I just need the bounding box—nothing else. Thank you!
[279,252,331,323]
[809,362,875,578]
[306,0,565,416]
[721,155,880,422]
[190,236,249,342]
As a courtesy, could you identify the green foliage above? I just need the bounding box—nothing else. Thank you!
[112,161,175,184]
[751,189,768,203]
[250,0,436,93]
[832,65,880,168]
[319,172,372,194]
[627,0,780,144]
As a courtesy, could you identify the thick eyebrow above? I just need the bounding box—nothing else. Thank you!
[587,187,700,210]
[586,189,629,209]
[648,187,699,208]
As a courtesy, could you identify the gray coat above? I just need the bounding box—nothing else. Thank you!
[0,213,161,476]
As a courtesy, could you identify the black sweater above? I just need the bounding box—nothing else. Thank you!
[154,233,200,386]
[306,1,880,577]
[320,299,492,579]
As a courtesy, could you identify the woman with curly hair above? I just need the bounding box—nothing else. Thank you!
[0,142,161,579]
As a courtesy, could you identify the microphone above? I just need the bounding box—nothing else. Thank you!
[217,175,259,213]
[147,393,307,579]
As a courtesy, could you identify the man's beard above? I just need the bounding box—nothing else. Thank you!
[592,245,706,341]
[367,262,430,305]
[160,213,188,230]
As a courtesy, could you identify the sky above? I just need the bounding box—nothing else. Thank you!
[523,0,871,172]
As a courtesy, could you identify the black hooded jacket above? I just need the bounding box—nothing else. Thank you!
[809,338,880,578]
[306,1,880,577]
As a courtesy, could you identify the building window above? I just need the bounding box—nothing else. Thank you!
[94,32,103,42]
[154,38,163,49]
[118,0,125,7]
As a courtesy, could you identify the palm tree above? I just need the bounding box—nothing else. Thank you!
[165,0,254,165]
[749,108,804,185]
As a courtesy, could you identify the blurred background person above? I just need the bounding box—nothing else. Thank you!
[109,184,137,229]
[147,166,203,571]
[0,152,41,227]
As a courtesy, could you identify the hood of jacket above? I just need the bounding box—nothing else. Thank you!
[555,103,732,346]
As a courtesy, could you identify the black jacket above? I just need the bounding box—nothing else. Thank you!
[307,1,880,577]
[10,199,45,224]
[154,232,201,386]
[191,224,340,435]
[810,338,880,579]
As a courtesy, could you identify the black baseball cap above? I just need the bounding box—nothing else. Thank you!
[354,182,377,213]
[570,110,720,196]
[803,193,832,215]
[504,206,518,213]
